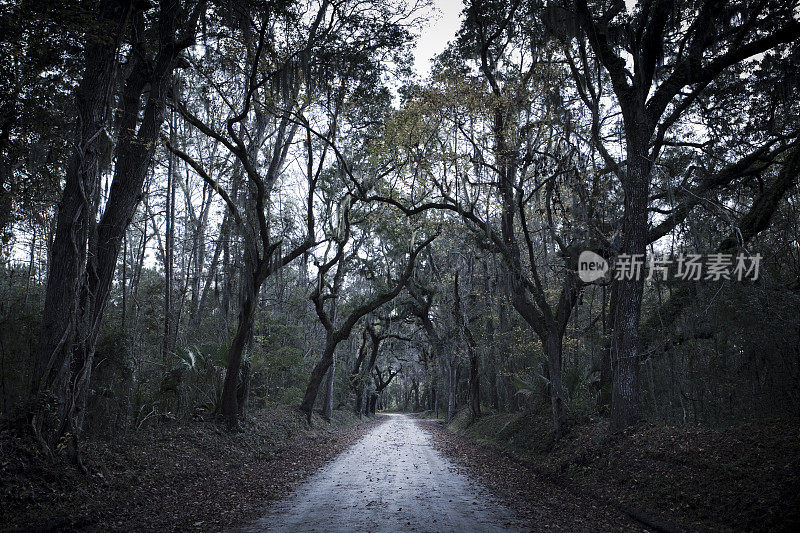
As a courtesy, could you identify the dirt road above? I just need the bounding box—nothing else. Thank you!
[243,413,521,532]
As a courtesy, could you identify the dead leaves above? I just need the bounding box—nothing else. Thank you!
[1,409,383,531]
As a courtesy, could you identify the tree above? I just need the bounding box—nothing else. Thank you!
[349,323,382,415]
[0,1,81,248]
[369,364,398,414]
[367,1,614,434]
[299,196,434,420]
[174,0,426,428]
[561,0,800,431]
[30,0,202,454]
[407,250,461,424]
[453,270,480,419]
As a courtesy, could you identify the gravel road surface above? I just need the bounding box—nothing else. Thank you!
[243,414,521,532]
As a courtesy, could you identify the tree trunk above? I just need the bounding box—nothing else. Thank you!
[71,0,190,435]
[610,145,650,432]
[368,392,378,415]
[469,349,480,419]
[446,361,456,424]
[486,311,499,411]
[454,271,480,419]
[545,332,566,436]
[354,386,364,416]
[0,179,12,246]
[162,106,175,362]
[121,232,127,330]
[300,340,336,418]
[220,263,261,430]
[30,1,131,452]
[191,207,228,331]
[237,359,251,419]
[322,354,335,420]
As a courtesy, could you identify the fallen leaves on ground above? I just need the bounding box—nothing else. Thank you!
[419,418,643,532]
[420,410,800,532]
[1,408,384,532]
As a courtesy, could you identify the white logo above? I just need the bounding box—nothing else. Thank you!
[578,250,609,282]
[576,251,762,282]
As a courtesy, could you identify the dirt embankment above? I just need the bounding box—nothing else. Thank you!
[1,408,384,532]
[422,409,800,532]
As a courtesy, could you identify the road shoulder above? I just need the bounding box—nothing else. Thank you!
[1,409,385,531]
[418,417,646,532]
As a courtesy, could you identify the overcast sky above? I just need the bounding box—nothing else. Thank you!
[412,0,464,78]
[411,0,642,77]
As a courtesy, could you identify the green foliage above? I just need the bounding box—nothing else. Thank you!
[562,361,593,411]
[175,343,230,370]
[0,266,44,414]
[3,0,799,444]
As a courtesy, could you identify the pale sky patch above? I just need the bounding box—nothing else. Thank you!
[412,0,464,78]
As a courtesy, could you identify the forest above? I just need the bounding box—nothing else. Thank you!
[1,0,799,531]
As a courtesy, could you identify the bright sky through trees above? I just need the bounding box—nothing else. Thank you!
[412,0,463,77]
